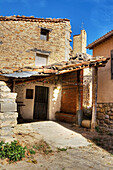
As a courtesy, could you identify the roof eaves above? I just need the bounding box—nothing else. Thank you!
[0,15,70,22]
[87,30,113,49]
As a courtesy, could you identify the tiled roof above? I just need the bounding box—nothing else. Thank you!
[0,53,109,78]
[0,15,70,22]
[87,30,113,49]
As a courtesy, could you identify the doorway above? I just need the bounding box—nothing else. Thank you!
[34,86,49,120]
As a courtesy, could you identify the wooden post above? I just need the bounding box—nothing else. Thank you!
[91,67,98,131]
[77,70,83,126]
[12,79,15,92]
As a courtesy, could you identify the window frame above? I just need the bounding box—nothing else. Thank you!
[35,53,48,66]
[40,28,49,41]
[26,89,34,99]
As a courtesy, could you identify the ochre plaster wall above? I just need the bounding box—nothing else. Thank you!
[93,37,113,103]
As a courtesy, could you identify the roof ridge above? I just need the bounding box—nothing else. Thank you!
[0,15,70,22]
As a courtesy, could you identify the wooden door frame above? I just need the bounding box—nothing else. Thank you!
[33,85,49,120]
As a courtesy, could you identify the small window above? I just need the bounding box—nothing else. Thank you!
[40,28,49,41]
[26,89,33,99]
[35,53,48,66]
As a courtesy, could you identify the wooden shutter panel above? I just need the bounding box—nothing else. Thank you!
[111,50,113,79]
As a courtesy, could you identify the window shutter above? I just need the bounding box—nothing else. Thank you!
[111,50,113,79]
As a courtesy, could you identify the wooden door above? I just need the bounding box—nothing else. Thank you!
[34,86,49,120]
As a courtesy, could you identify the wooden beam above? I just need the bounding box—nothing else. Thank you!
[77,70,83,126]
[12,79,15,92]
[91,67,98,131]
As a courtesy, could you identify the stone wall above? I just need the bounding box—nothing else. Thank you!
[0,18,72,68]
[97,103,113,132]
[0,81,18,142]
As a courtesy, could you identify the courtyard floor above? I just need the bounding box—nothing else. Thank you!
[0,121,113,170]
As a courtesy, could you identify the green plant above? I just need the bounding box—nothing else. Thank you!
[0,140,27,162]
[57,148,67,151]
[33,144,52,155]
[33,145,44,150]
[29,149,36,155]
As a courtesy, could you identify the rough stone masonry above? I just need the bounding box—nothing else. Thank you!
[0,16,72,68]
[0,81,18,142]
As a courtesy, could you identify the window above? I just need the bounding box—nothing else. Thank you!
[111,50,113,79]
[35,53,48,66]
[40,28,49,41]
[26,89,33,99]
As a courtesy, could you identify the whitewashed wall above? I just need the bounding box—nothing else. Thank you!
[15,81,62,120]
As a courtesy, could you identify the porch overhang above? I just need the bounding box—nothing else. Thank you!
[0,53,110,131]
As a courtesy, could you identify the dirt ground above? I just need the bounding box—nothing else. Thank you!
[0,121,113,170]
[58,121,113,155]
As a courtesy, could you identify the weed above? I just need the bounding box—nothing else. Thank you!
[29,149,36,155]
[33,144,52,155]
[0,140,27,163]
[44,149,52,155]
[33,145,44,150]
[88,144,92,147]
[57,148,67,151]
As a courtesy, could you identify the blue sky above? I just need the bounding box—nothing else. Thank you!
[0,0,113,55]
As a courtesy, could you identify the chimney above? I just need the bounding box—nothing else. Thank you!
[73,29,87,56]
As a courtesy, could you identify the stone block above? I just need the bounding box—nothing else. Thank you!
[110,103,113,107]
[105,114,109,119]
[0,98,16,103]
[0,92,17,99]
[100,108,104,113]
[0,86,10,92]
[104,119,110,124]
[97,108,100,112]
[0,127,13,136]
[108,112,113,116]
[110,116,113,120]
[109,120,113,124]
[99,104,102,108]
[0,81,6,86]
[4,112,18,119]
[0,119,17,128]
[107,107,110,112]
[97,112,105,120]
[0,102,17,112]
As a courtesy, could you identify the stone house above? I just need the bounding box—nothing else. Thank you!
[0,15,72,121]
[0,15,110,142]
[87,30,113,132]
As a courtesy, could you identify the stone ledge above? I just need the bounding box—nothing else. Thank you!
[0,102,17,112]
[0,92,17,99]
